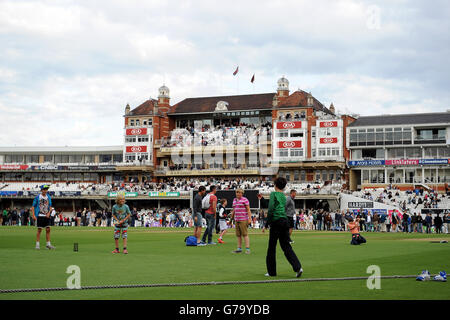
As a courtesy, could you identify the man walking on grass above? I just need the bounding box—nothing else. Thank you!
[200,185,218,245]
[31,185,55,250]
[285,189,296,243]
[193,186,206,245]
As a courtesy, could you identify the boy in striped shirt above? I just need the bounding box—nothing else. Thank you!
[230,189,252,254]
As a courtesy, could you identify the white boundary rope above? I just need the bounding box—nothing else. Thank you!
[0,275,419,294]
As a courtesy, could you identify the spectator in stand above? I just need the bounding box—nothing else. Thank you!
[391,212,399,232]
[0,208,5,225]
[434,214,443,234]
[416,213,423,233]
[23,209,30,226]
[131,207,138,227]
[316,210,323,231]
[386,213,392,232]
[444,213,450,234]
[96,210,102,227]
[379,211,387,232]
[11,208,18,226]
[106,209,112,227]
[372,212,379,232]
[402,212,409,233]
[76,209,82,226]
[82,208,87,226]
[58,212,64,226]
[425,213,433,234]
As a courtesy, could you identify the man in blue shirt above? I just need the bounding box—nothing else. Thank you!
[31,185,55,250]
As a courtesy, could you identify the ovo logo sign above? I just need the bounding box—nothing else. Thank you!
[278,141,301,148]
[126,146,147,153]
[276,121,302,129]
[283,122,295,129]
[283,141,295,148]
[126,128,147,135]
[320,121,338,127]
[320,137,338,144]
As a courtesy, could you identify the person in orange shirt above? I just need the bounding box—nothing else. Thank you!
[348,215,367,245]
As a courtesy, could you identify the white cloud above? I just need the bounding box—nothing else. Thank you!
[0,0,448,147]
[0,1,81,37]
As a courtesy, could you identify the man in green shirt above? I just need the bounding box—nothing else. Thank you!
[258,177,303,277]
[1,209,8,225]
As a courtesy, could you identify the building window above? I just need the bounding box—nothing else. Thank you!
[25,155,39,163]
[439,147,450,158]
[85,155,95,163]
[276,150,289,157]
[402,128,412,144]
[352,149,362,159]
[277,130,289,138]
[318,148,326,157]
[424,147,438,158]
[290,131,303,138]
[375,128,384,145]
[43,155,53,163]
[5,155,23,163]
[393,128,402,144]
[357,129,367,146]
[315,171,321,181]
[366,129,375,146]
[384,128,393,145]
[331,148,340,156]
[113,154,123,162]
[350,129,357,146]
[130,120,135,126]
[290,149,303,157]
[405,147,421,158]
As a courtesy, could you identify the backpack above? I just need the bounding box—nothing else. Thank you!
[201,193,211,209]
[185,236,197,246]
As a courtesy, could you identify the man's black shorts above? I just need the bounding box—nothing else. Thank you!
[37,217,50,228]
[287,216,295,229]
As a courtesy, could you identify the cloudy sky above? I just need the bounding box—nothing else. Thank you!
[0,0,449,146]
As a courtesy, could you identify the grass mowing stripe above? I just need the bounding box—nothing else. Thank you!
[0,275,420,294]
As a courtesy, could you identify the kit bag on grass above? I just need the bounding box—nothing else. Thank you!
[185,236,197,246]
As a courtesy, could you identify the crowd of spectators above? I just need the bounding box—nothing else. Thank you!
[3,203,449,235]
[352,185,449,213]
[160,122,272,148]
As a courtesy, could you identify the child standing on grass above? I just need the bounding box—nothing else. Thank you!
[217,199,228,244]
[258,177,303,278]
[230,189,252,254]
[112,194,131,254]
[348,216,367,245]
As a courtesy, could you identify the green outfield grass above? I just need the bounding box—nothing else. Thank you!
[0,226,449,300]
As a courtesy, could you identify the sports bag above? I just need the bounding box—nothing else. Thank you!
[185,236,197,246]
[201,193,211,209]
